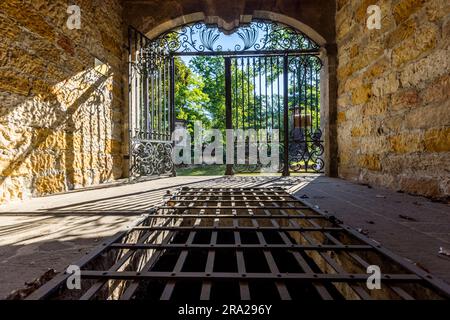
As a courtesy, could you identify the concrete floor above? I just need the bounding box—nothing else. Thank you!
[0,175,449,298]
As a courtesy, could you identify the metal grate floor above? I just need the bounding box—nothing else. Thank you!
[28,187,450,300]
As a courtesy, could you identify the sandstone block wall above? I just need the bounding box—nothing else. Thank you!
[0,0,125,203]
[336,0,449,198]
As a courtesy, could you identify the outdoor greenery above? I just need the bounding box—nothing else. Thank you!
[171,25,322,175]
[174,56,321,135]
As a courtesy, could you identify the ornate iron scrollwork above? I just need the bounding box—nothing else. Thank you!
[130,139,174,177]
[140,20,319,57]
[288,129,324,173]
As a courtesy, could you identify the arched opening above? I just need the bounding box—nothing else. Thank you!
[128,17,328,178]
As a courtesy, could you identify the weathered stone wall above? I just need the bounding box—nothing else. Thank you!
[0,0,125,203]
[336,0,449,198]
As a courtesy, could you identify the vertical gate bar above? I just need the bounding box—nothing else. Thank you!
[297,60,303,172]
[307,61,313,172]
[241,57,245,131]
[258,58,262,138]
[138,33,142,137]
[144,52,149,140]
[162,59,166,140]
[136,33,140,137]
[253,57,257,132]
[277,57,281,130]
[170,57,175,136]
[292,57,296,120]
[133,32,138,138]
[303,62,308,172]
[150,54,154,140]
[264,57,268,140]
[270,56,274,132]
[139,34,144,137]
[127,27,133,175]
[163,60,166,139]
[167,58,171,140]
[315,62,319,130]
[234,58,238,130]
[156,60,160,140]
[247,57,251,131]
[155,59,159,140]
[309,60,314,141]
[282,55,290,176]
[163,58,166,139]
[164,58,167,139]
[158,62,164,140]
[225,57,233,176]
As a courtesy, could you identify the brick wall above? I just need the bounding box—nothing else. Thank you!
[0,0,125,203]
[336,0,449,198]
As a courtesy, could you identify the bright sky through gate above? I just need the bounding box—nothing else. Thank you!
[179,27,285,95]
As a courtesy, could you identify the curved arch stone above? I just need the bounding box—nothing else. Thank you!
[146,11,326,47]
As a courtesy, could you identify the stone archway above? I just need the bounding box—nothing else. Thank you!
[145,11,327,47]
[123,3,338,177]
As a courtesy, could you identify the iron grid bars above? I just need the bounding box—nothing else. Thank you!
[28,188,450,301]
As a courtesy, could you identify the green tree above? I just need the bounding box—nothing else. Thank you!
[174,57,211,135]
[188,56,226,130]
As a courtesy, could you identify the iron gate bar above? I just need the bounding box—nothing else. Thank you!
[109,244,373,251]
[167,199,308,202]
[78,271,422,282]
[158,206,310,209]
[172,50,320,57]
[131,226,343,231]
[141,214,328,219]
[27,187,450,300]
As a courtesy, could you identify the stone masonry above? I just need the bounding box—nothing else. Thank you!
[0,0,125,203]
[336,0,450,198]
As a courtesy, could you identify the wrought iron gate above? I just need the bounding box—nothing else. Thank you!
[128,28,174,177]
[229,54,323,174]
[129,20,324,178]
